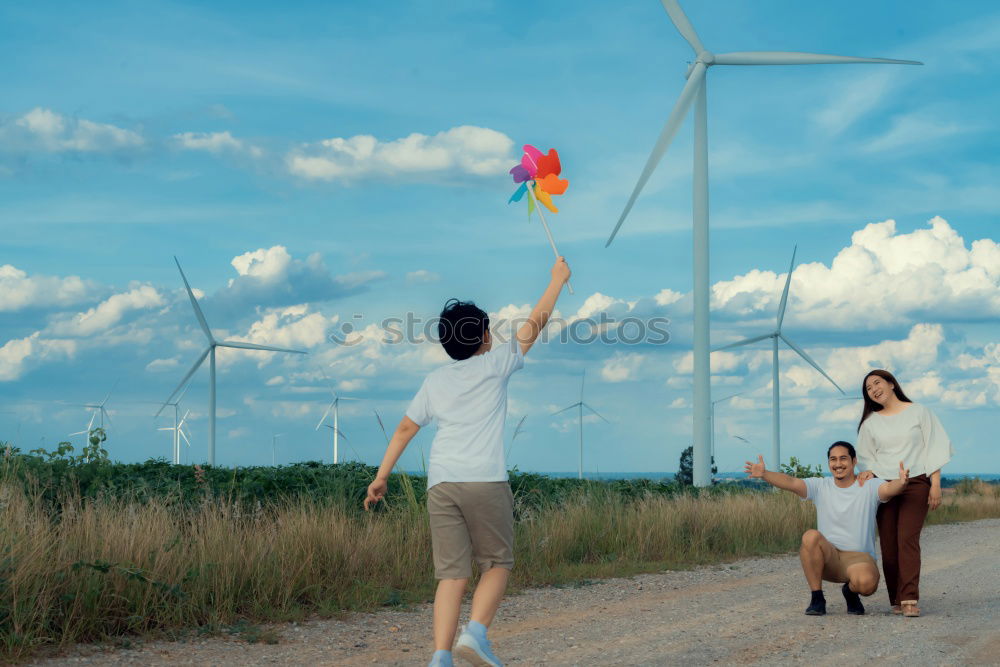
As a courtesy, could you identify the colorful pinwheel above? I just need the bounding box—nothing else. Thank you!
[508,144,573,293]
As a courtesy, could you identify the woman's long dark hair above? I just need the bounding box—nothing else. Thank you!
[857,369,913,431]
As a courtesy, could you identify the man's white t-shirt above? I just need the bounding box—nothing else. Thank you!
[803,476,887,559]
[406,338,524,489]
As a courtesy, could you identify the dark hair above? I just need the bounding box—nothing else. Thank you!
[857,369,912,431]
[438,299,489,361]
[827,441,856,459]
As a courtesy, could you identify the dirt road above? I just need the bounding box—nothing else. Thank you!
[41,518,1000,666]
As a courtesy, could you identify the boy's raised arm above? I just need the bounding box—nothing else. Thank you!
[745,454,808,499]
[364,416,421,510]
[516,257,571,357]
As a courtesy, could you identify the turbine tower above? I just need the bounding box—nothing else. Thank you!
[712,247,845,469]
[552,371,609,479]
[315,374,358,464]
[157,257,307,465]
[604,0,920,486]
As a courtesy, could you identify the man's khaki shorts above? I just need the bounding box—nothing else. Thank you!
[427,481,514,580]
[822,548,878,584]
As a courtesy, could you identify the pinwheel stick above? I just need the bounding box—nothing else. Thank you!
[526,184,574,294]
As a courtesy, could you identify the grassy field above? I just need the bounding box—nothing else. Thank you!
[1,460,999,663]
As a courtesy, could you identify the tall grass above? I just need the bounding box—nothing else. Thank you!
[1,480,998,661]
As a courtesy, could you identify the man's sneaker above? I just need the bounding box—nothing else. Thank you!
[842,582,865,615]
[455,625,503,666]
[805,597,827,616]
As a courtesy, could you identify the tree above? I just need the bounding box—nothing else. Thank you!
[676,445,717,486]
[779,456,824,479]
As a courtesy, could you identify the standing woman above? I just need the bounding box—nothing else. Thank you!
[856,369,953,617]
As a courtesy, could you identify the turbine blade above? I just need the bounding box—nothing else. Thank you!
[712,332,773,352]
[315,402,333,430]
[552,403,581,416]
[374,410,390,444]
[606,64,706,247]
[776,245,797,330]
[582,404,611,423]
[661,0,705,55]
[101,407,113,427]
[176,382,192,405]
[580,370,586,403]
[336,428,348,441]
[179,429,191,446]
[714,51,922,66]
[100,378,120,407]
[156,347,210,417]
[779,333,846,394]
[218,340,307,355]
[174,257,214,343]
[69,430,88,436]
[157,427,173,432]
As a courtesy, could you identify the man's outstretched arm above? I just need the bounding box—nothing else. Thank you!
[745,454,808,499]
[516,257,571,356]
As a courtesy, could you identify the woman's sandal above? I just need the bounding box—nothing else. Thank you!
[901,600,920,617]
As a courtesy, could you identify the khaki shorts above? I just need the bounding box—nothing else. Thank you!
[427,481,514,580]
[822,548,878,584]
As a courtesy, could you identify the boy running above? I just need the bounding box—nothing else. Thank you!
[365,257,571,666]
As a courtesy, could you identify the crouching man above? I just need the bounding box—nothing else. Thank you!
[745,441,909,615]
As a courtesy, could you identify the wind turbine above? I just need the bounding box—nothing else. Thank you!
[712,247,845,470]
[158,409,191,464]
[603,0,920,487]
[156,382,191,464]
[69,412,97,446]
[78,380,118,436]
[157,257,308,465]
[552,371,609,480]
[315,373,359,464]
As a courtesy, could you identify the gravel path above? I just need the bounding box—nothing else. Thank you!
[37,518,1000,666]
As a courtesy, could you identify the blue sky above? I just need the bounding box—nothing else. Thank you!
[2,0,998,475]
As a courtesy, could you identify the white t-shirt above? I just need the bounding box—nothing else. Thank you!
[803,476,887,558]
[406,338,524,489]
[857,403,953,480]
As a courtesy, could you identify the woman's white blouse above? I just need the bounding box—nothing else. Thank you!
[856,403,953,480]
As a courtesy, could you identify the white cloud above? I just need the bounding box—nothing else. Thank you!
[406,269,441,284]
[0,332,77,381]
[220,246,385,312]
[712,217,1000,330]
[48,285,163,336]
[173,131,262,157]
[146,357,180,373]
[601,353,646,383]
[813,70,896,137]
[237,304,336,355]
[2,108,143,153]
[286,125,514,182]
[0,265,96,312]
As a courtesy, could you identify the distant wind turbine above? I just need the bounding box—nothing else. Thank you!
[82,380,118,430]
[156,382,191,464]
[158,409,191,464]
[315,371,359,464]
[603,0,921,487]
[712,247,845,469]
[552,371,609,480]
[157,257,307,465]
[271,433,283,466]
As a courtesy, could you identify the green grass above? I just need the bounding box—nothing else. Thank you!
[1,447,998,662]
